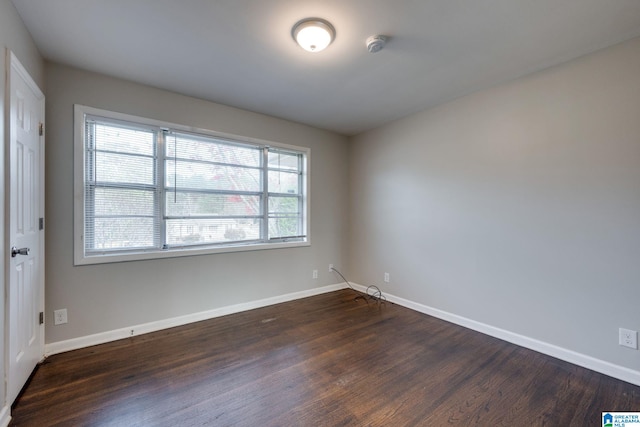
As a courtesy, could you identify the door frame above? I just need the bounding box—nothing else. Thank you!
[4,48,45,408]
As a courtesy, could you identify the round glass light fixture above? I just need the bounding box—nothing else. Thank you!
[292,18,335,53]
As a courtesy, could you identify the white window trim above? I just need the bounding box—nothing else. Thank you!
[73,105,310,265]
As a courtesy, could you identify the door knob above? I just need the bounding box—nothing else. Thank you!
[11,246,30,257]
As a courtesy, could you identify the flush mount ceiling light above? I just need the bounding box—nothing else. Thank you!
[292,18,335,53]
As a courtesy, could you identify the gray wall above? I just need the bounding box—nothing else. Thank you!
[349,36,640,373]
[44,62,349,344]
[0,0,44,413]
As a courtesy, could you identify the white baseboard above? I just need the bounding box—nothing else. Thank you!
[45,283,347,356]
[45,281,640,387]
[350,283,640,387]
[0,405,10,427]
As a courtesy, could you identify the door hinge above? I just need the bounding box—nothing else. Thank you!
[39,217,44,230]
[39,122,44,136]
[39,312,44,325]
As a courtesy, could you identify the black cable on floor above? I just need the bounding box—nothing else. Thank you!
[330,267,386,305]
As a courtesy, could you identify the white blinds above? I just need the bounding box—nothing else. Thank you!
[164,131,263,246]
[267,149,304,239]
[84,117,160,253]
[83,114,306,256]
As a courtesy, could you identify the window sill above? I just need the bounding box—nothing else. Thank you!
[74,240,310,266]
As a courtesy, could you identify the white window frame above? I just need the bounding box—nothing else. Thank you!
[74,105,310,265]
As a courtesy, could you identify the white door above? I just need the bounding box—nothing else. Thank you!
[6,50,45,404]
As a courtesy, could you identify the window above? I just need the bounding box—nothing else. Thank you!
[74,105,309,265]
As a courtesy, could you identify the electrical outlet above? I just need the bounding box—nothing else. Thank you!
[329,264,334,272]
[312,269,318,279]
[384,272,390,283]
[619,328,638,349]
[54,309,68,325]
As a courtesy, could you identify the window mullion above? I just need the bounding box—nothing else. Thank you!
[85,119,96,251]
[158,130,167,249]
[261,147,269,242]
[298,153,304,237]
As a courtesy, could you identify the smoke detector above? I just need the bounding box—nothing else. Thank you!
[366,35,387,53]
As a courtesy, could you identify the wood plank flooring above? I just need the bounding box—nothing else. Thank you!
[9,289,640,426]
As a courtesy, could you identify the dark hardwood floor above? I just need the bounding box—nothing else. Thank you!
[10,289,640,426]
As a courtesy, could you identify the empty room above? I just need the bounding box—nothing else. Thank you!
[2,0,640,425]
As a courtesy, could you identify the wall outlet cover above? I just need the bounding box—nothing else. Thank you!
[54,308,68,325]
[619,328,638,349]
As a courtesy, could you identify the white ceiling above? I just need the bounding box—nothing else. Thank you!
[11,0,640,135]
